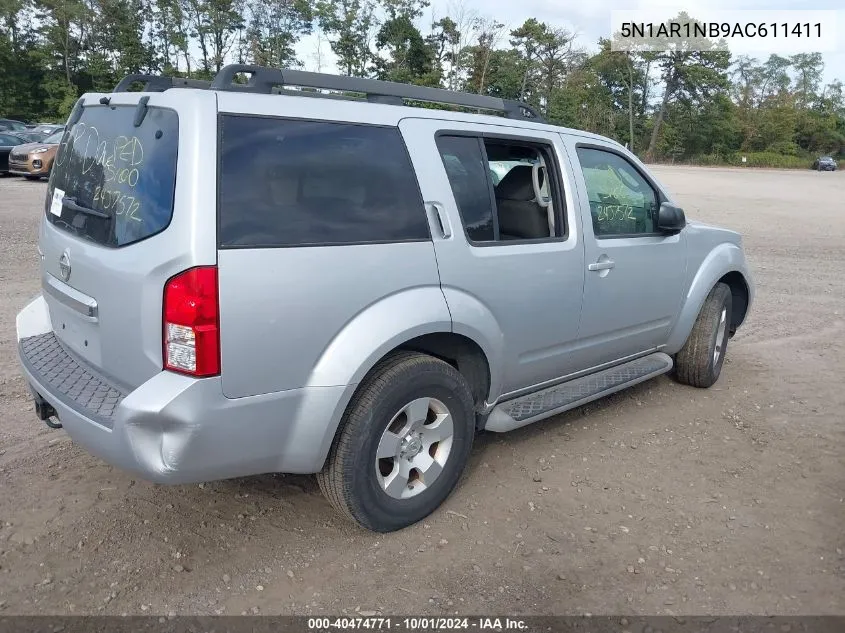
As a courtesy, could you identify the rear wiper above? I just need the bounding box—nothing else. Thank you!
[54,216,102,244]
[53,217,82,235]
[62,196,110,219]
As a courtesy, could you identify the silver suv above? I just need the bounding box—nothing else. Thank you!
[16,66,754,532]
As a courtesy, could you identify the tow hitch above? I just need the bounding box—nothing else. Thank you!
[32,391,62,429]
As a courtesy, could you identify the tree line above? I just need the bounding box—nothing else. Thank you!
[1,0,843,165]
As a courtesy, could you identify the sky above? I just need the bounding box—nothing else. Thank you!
[294,0,845,87]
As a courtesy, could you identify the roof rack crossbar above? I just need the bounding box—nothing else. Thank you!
[113,74,211,93]
[210,64,544,122]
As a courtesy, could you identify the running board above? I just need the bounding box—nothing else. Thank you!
[484,352,673,432]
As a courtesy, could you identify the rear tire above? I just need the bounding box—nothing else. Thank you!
[673,282,732,388]
[317,351,476,532]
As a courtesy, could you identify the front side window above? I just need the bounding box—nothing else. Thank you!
[576,147,659,237]
[218,116,428,247]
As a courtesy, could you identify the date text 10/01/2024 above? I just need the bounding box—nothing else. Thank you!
[308,618,528,631]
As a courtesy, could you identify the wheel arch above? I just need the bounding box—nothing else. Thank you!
[398,332,491,411]
[718,270,750,334]
[305,286,497,472]
[314,331,493,473]
[664,242,754,355]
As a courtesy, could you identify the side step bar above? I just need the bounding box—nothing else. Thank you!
[484,352,673,432]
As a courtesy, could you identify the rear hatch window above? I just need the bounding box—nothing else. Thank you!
[46,104,178,247]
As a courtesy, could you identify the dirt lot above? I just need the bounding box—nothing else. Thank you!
[0,166,843,617]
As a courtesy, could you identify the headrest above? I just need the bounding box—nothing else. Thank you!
[496,165,536,201]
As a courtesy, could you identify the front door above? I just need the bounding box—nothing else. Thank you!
[565,138,688,367]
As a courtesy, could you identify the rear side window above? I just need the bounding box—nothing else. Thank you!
[435,135,495,242]
[47,105,179,247]
[436,134,564,243]
[218,116,429,247]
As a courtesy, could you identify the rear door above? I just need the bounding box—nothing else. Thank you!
[400,117,586,397]
[40,89,218,391]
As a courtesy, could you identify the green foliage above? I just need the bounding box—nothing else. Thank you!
[461,17,506,95]
[315,0,374,76]
[508,17,581,115]
[246,0,312,68]
[690,152,813,169]
[641,13,732,161]
[372,12,436,85]
[791,52,823,107]
[0,0,842,165]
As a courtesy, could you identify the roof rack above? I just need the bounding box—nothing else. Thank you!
[112,65,544,122]
[113,74,211,93]
[212,65,543,121]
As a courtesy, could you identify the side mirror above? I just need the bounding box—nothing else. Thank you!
[657,202,686,234]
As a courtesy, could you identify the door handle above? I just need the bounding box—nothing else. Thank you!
[426,202,452,239]
[588,259,615,271]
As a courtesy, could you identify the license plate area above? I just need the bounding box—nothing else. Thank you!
[46,299,102,367]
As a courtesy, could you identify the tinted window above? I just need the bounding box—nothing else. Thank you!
[218,116,428,247]
[435,136,495,241]
[0,134,23,145]
[46,105,179,247]
[0,120,26,131]
[576,147,658,237]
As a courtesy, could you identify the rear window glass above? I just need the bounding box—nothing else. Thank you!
[46,105,178,247]
[218,116,428,247]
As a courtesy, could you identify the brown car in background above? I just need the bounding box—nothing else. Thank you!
[8,130,64,179]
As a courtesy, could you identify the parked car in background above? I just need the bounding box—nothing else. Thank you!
[30,124,65,138]
[812,156,837,171]
[0,118,28,133]
[14,131,47,143]
[0,132,28,174]
[8,130,64,179]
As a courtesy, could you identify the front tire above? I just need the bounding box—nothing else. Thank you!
[317,351,476,532]
[674,283,733,388]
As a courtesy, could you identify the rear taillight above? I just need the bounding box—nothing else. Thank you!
[163,266,220,377]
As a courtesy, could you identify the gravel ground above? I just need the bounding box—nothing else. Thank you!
[0,166,843,616]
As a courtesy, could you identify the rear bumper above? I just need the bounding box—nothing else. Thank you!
[16,295,348,483]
